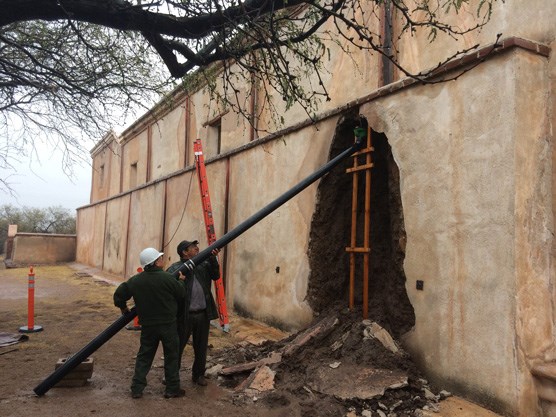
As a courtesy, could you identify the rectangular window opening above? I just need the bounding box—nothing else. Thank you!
[207,119,222,156]
[130,162,138,188]
[99,164,105,188]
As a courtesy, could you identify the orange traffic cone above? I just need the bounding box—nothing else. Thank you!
[19,266,43,333]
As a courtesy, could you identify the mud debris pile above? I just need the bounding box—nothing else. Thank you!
[207,309,451,417]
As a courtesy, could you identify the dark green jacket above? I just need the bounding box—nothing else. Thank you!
[166,256,220,321]
[113,267,185,326]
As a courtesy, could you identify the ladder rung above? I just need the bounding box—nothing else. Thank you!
[345,247,371,253]
[353,146,374,156]
[346,163,374,173]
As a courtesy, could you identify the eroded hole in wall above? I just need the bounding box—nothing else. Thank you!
[307,115,415,338]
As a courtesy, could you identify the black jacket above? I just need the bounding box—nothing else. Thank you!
[166,255,220,321]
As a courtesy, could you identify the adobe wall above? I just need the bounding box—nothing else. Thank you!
[359,50,553,416]
[9,233,76,266]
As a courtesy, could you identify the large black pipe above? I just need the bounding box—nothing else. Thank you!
[33,307,137,396]
[173,136,364,277]
[33,136,363,396]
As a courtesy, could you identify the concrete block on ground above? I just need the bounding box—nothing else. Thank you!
[53,357,94,388]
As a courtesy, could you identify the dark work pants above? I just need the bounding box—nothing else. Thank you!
[131,322,180,395]
[178,310,210,381]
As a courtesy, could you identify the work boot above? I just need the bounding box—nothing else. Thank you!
[164,388,186,398]
[131,392,143,399]
[193,376,208,386]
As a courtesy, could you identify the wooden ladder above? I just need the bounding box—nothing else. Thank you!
[345,127,374,319]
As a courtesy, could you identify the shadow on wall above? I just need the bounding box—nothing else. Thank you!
[307,113,414,338]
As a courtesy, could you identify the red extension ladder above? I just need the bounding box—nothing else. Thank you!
[194,138,230,332]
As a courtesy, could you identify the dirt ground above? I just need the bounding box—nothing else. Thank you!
[0,262,504,417]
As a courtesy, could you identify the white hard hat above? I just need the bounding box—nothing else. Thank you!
[139,247,164,268]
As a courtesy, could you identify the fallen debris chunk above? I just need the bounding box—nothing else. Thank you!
[236,365,276,393]
[220,351,282,376]
[206,363,224,377]
[282,315,338,357]
[308,363,408,400]
[362,320,400,354]
[439,389,452,399]
[331,331,350,352]
[423,387,438,401]
[246,366,276,393]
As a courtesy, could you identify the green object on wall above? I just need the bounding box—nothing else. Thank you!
[353,127,367,138]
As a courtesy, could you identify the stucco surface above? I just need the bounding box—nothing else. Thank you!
[102,195,131,276]
[513,49,554,415]
[226,120,338,330]
[395,1,556,78]
[150,105,187,179]
[359,51,552,415]
[164,171,204,263]
[107,140,123,197]
[163,159,227,267]
[90,135,123,201]
[76,203,106,269]
[90,144,110,202]
[124,182,166,277]
[76,3,556,415]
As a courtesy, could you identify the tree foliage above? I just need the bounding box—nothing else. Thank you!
[1,0,499,191]
[0,204,76,253]
[1,18,174,193]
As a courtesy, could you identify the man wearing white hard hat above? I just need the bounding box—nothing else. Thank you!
[114,247,186,399]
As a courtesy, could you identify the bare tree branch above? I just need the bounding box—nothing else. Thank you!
[0,0,500,194]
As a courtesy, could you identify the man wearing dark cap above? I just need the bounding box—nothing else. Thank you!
[166,239,220,386]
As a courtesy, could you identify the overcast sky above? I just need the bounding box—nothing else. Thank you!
[0,144,93,211]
